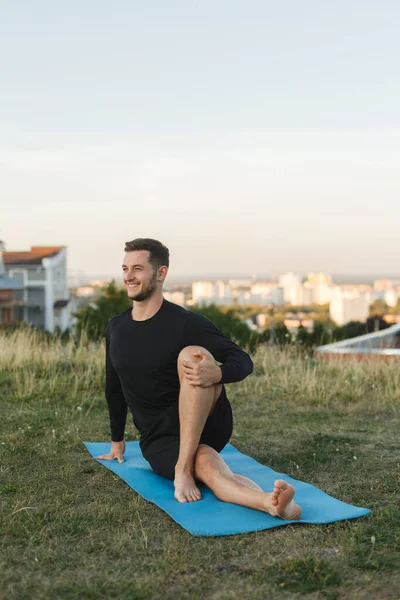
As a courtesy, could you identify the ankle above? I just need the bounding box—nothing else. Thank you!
[175,463,193,475]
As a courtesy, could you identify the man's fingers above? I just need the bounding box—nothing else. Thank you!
[94,453,123,461]
[182,361,195,369]
[184,373,198,382]
[183,369,196,377]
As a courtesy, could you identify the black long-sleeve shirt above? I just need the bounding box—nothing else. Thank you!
[105,298,254,441]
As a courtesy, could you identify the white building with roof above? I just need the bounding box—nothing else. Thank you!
[3,245,71,332]
[0,241,24,324]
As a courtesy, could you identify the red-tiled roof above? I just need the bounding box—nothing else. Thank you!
[3,246,65,265]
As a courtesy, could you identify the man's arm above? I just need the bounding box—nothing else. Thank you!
[183,312,254,384]
[105,323,128,442]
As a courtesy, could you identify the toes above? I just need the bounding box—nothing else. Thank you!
[274,479,287,491]
[175,488,201,503]
[174,492,188,503]
[189,489,200,502]
[193,488,201,501]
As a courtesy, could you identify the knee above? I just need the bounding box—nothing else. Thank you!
[177,346,221,392]
[177,345,214,366]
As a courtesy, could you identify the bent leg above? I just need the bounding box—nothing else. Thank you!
[194,445,302,520]
[174,345,222,503]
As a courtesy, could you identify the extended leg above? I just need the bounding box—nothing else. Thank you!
[194,445,302,520]
[174,345,222,503]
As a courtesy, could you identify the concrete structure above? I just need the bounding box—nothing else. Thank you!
[284,317,314,334]
[311,283,332,305]
[192,281,214,303]
[163,291,186,306]
[192,280,233,306]
[228,279,252,289]
[330,287,371,326]
[250,283,284,305]
[315,324,400,359]
[307,272,332,286]
[300,282,313,306]
[278,272,302,305]
[3,245,70,332]
[372,288,398,308]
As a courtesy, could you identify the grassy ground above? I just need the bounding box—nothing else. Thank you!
[1,330,399,600]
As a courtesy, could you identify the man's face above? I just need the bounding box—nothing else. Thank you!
[122,250,158,302]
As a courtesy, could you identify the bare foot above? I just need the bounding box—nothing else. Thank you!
[174,470,202,503]
[269,479,302,520]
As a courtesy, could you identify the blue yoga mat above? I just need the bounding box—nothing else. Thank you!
[83,441,370,536]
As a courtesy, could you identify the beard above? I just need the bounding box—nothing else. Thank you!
[131,273,158,302]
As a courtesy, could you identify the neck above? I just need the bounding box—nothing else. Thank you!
[131,292,164,321]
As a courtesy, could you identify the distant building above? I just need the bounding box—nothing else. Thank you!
[329,287,371,326]
[192,281,214,303]
[228,279,252,288]
[373,278,393,291]
[3,245,70,332]
[0,241,24,324]
[215,280,233,299]
[255,313,268,328]
[284,317,314,333]
[192,280,233,306]
[315,324,400,359]
[372,288,398,308]
[278,272,301,304]
[250,283,284,305]
[307,272,332,286]
[382,313,400,325]
[75,286,99,298]
[163,291,186,306]
[310,283,332,305]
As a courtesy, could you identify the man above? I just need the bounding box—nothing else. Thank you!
[95,238,301,519]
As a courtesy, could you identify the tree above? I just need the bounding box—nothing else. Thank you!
[190,303,261,352]
[74,281,131,340]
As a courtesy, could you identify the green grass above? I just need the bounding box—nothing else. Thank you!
[1,330,399,599]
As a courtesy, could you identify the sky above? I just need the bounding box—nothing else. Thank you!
[1,1,399,281]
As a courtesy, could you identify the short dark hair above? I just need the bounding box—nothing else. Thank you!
[124,238,170,271]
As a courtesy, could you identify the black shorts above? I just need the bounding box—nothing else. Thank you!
[139,386,233,481]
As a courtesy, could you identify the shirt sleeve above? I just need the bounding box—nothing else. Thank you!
[183,312,254,384]
[105,323,128,442]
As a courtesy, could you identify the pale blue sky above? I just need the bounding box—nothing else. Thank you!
[1,1,399,278]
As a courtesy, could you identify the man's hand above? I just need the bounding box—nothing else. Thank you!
[94,440,126,464]
[182,351,222,387]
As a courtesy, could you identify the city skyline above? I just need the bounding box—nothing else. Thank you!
[68,269,400,287]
